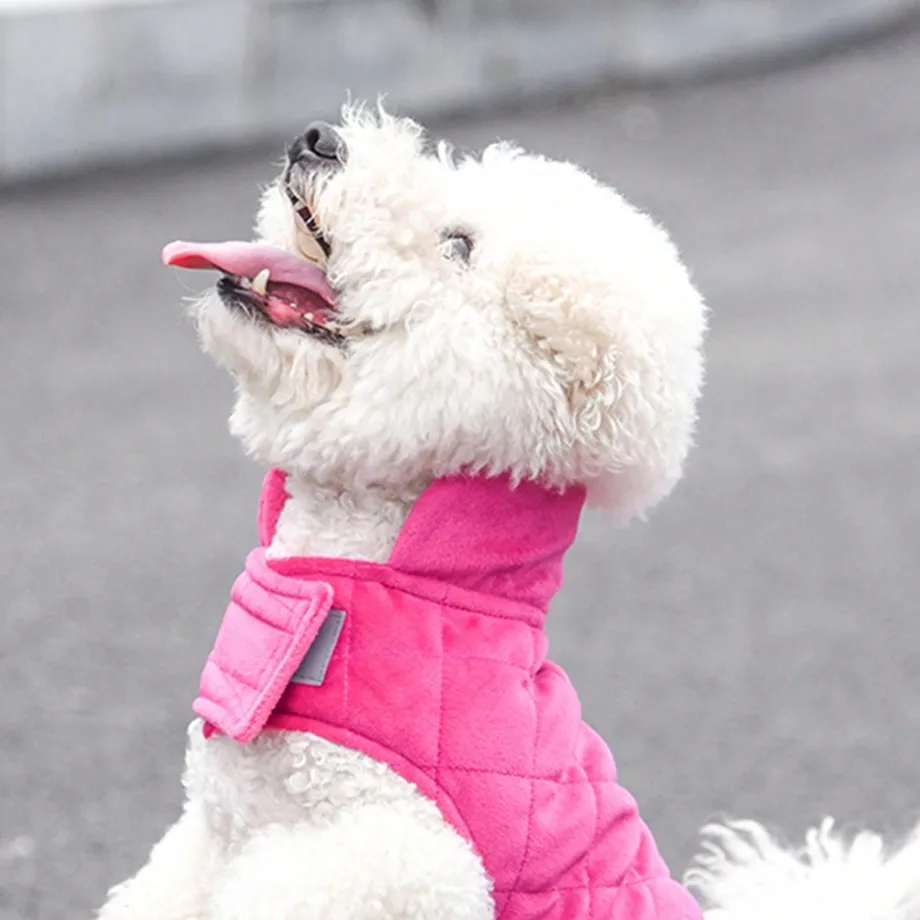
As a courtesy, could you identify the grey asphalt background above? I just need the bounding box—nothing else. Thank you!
[2,26,919,920]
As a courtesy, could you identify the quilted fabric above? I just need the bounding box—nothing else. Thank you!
[196,470,701,920]
[195,564,334,743]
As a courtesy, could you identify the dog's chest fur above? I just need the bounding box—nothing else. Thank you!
[266,475,421,562]
[185,726,443,855]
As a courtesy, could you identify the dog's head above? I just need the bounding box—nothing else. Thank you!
[167,105,705,523]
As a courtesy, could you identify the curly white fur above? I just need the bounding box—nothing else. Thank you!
[686,819,920,920]
[201,104,706,527]
[99,103,708,920]
[100,727,493,920]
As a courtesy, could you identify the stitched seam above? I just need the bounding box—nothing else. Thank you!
[221,600,334,691]
[254,591,326,690]
[238,578,288,690]
[250,583,321,602]
[438,765,620,782]
[201,660,246,710]
[588,770,599,918]
[606,872,673,918]
[218,664,261,691]
[625,865,644,886]
[435,594,446,797]
[235,577,302,624]
[499,628,540,918]
[617,873,673,890]
[308,650,530,671]
[343,578,353,712]
[266,560,544,626]
[246,590,334,732]
[407,590,538,625]
[230,579,314,692]
[224,574,299,688]
[496,882,656,894]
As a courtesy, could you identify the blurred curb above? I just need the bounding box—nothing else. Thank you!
[2,0,919,181]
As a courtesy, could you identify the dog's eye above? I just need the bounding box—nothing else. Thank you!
[442,231,474,266]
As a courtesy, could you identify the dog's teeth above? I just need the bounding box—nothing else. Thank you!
[305,312,314,322]
[252,269,270,295]
[238,276,252,289]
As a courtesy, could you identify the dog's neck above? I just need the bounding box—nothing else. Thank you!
[265,473,424,563]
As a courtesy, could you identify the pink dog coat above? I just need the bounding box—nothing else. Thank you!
[195,469,701,920]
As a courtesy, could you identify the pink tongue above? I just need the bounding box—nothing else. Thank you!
[162,241,336,304]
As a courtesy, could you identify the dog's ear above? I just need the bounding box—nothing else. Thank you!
[506,259,619,435]
[506,252,705,524]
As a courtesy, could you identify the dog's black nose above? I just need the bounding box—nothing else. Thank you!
[287,122,345,166]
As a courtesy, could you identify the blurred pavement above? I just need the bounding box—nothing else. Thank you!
[2,28,920,920]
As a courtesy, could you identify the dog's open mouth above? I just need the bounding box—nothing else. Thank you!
[162,241,353,346]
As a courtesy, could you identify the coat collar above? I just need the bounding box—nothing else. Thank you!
[258,469,586,615]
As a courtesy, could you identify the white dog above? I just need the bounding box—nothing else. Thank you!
[101,103,920,920]
[94,103,920,920]
[95,103,920,920]
[686,820,920,920]
[98,104,706,920]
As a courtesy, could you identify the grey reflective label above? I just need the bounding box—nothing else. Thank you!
[290,609,346,687]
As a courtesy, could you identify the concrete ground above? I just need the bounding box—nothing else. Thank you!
[1,26,919,920]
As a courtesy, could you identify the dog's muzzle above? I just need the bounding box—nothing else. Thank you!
[283,121,344,260]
